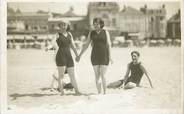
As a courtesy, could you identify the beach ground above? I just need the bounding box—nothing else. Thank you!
[7,47,182,114]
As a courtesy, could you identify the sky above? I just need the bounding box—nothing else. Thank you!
[8,1,180,19]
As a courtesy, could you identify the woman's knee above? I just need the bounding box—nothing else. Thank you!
[58,74,65,80]
[124,82,136,89]
[57,66,66,75]
[100,65,108,76]
[67,67,75,76]
[93,65,100,75]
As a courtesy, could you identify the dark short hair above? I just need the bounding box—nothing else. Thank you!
[58,22,70,31]
[93,18,104,28]
[131,51,140,57]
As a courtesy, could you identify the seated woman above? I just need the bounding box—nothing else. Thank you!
[107,51,153,89]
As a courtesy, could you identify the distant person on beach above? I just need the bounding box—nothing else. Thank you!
[51,20,80,95]
[107,51,153,89]
[76,18,113,94]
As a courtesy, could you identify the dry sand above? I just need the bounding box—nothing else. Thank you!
[6,47,182,114]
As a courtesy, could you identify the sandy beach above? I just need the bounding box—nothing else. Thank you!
[6,47,182,114]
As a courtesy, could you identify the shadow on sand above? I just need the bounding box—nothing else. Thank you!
[9,93,58,100]
[40,87,96,96]
[9,91,96,101]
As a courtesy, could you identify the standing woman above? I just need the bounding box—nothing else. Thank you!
[53,20,80,95]
[76,18,113,94]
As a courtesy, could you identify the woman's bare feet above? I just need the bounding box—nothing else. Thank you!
[60,91,64,96]
[57,88,64,95]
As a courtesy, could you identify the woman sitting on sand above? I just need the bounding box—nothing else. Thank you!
[107,51,153,89]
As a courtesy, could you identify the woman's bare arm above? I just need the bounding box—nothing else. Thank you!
[51,33,59,61]
[105,30,113,64]
[140,64,153,88]
[123,63,131,84]
[77,31,92,61]
[68,32,78,57]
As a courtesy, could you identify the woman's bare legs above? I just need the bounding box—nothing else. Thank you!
[50,75,56,91]
[57,66,66,95]
[93,65,101,94]
[124,82,136,89]
[100,65,108,94]
[67,67,80,94]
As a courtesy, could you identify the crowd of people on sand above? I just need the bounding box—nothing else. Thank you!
[47,17,153,96]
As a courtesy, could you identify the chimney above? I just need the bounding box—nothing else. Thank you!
[140,4,147,14]
[162,4,165,9]
[144,4,147,9]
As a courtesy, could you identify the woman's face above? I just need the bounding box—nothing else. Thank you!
[131,53,139,63]
[93,22,101,30]
[59,22,68,31]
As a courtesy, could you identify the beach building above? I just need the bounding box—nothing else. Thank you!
[167,10,181,39]
[7,7,49,34]
[48,7,88,39]
[87,2,120,38]
[87,2,167,42]
[7,3,180,48]
[88,2,119,29]
[140,5,167,39]
[118,6,146,41]
[7,7,50,49]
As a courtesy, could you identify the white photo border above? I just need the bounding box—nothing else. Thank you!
[1,0,183,114]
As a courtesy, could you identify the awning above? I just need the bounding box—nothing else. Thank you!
[128,33,140,36]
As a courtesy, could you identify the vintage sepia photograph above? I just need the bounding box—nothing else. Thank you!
[0,0,183,114]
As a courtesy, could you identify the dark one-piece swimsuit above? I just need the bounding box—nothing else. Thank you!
[125,62,144,86]
[55,32,74,67]
[90,29,109,65]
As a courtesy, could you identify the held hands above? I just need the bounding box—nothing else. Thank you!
[75,55,81,62]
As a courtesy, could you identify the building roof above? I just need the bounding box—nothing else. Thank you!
[88,2,120,11]
[48,17,84,22]
[63,11,78,17]
[51,12,63,18]
[63,7,79,17]
[7,7,15,14]
[120,6,143,15]
[8,12,49,17]
[88,2,119,7]
[168,12,180,23]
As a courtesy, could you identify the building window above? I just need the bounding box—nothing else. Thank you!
[52,24,55,29]
[112,18,116,26]
[159,24,163,30]
[40,26,47,30]
[25,24,29,30]
[104,19,110,26]
[160,17,164,21]
[151,17,154,22]
[102,13,109,19]
[99,2,106,6]
[43,26,47,30]
[73,24,77,30]
[34,26,38,30]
